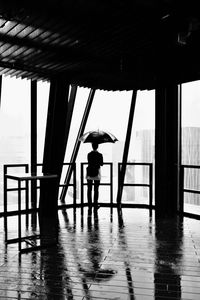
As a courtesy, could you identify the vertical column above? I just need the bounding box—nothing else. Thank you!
[0,75,2,107]
[31,80,37,209]
[155,84,181,216]
[39,77,70,218]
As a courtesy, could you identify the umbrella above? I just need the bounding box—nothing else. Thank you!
[79,130,118,144]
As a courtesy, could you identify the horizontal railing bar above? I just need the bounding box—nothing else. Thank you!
[123,183,150,187]
[81,162,112,165]
[2,208,39,217]
[37,162,75,165]
[7,184,73,192]
[183,189,200,194]
[7,187,27,192]
[82,183,112,186]
[62,163,76,166]
[182,165,200,169]
[4,164,29,167]
[120,162,152,166]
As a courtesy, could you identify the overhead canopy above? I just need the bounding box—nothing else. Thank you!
[0,0,200,90]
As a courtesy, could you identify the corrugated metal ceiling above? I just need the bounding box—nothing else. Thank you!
[0,1,200,90]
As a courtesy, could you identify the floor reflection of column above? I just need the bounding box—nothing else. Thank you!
[39,214,73,298]
[154,216,183,299]
[62,208,92,299]
[117,208,135,300]
[62,208,116,298]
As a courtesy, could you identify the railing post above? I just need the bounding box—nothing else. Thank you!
[4,165,8,241]
[149,163,153,208]
[18,179,22,252]
[118,163,121,205]
[179,165,184,213]
[25,164,29,211]
[81,163,84,206]
[110,163,113,206]
[73,163,77,207]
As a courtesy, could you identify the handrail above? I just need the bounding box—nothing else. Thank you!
[180,164,200,213]
[3,161,154,212]
[3,162,77,215]
[80,162,113,206]
[181,164,200,169]
[118,162,153,207]
[59,162,76,205]
[4,164,29,216]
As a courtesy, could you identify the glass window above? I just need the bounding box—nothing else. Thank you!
[61,88,155,206]
[182,80,200,215]
[125,90,155,205]
[37,81,49,164]
[0,76,30,212]
[61,88,132,205]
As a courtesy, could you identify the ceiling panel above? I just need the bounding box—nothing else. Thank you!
[0,1,200,90]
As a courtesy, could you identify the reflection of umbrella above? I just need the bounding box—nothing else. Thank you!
[79,130,118,144]
[79,267,117,282]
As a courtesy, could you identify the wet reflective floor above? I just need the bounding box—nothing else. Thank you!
[0,207,200,299]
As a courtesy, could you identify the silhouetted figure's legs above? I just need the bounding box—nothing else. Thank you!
[87,180,93,207]
[94,180,100,207]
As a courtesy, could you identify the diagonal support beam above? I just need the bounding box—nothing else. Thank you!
[60,88,95,203]
[116,90,137,205]
[63,84,77,147]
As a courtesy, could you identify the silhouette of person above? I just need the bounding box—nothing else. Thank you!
[86,142,103,209]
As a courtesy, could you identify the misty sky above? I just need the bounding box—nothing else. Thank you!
[0,75,200,141]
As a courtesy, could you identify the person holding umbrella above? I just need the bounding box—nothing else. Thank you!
[79,130,118,209]
[86,142,103,209]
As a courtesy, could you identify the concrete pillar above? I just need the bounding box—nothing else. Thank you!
[155,84,181,216]
[39,78,69,218]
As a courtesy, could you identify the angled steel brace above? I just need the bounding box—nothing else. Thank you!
[116,89,137,205]
[60,88,95,203]
[63,84,77,146]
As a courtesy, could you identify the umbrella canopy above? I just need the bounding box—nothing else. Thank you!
[79,130,118,144]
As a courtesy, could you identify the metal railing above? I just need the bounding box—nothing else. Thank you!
[3,161,154,212]
[80,162,113,206]
[4,164,29,216]
[118,162,153,207]
[180,164,200,213]
[59,162,76,206]
[3,162,77,216]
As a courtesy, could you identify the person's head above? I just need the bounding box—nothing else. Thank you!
[92,142,98,150]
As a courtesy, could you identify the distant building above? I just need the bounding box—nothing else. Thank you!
[112,129,155,203]
[115,127,200,206]
[182,127,200,205]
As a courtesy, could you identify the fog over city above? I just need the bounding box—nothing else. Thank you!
[0,76,200,213]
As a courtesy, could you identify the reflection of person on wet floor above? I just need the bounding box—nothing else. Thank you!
[86,142,103,209]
